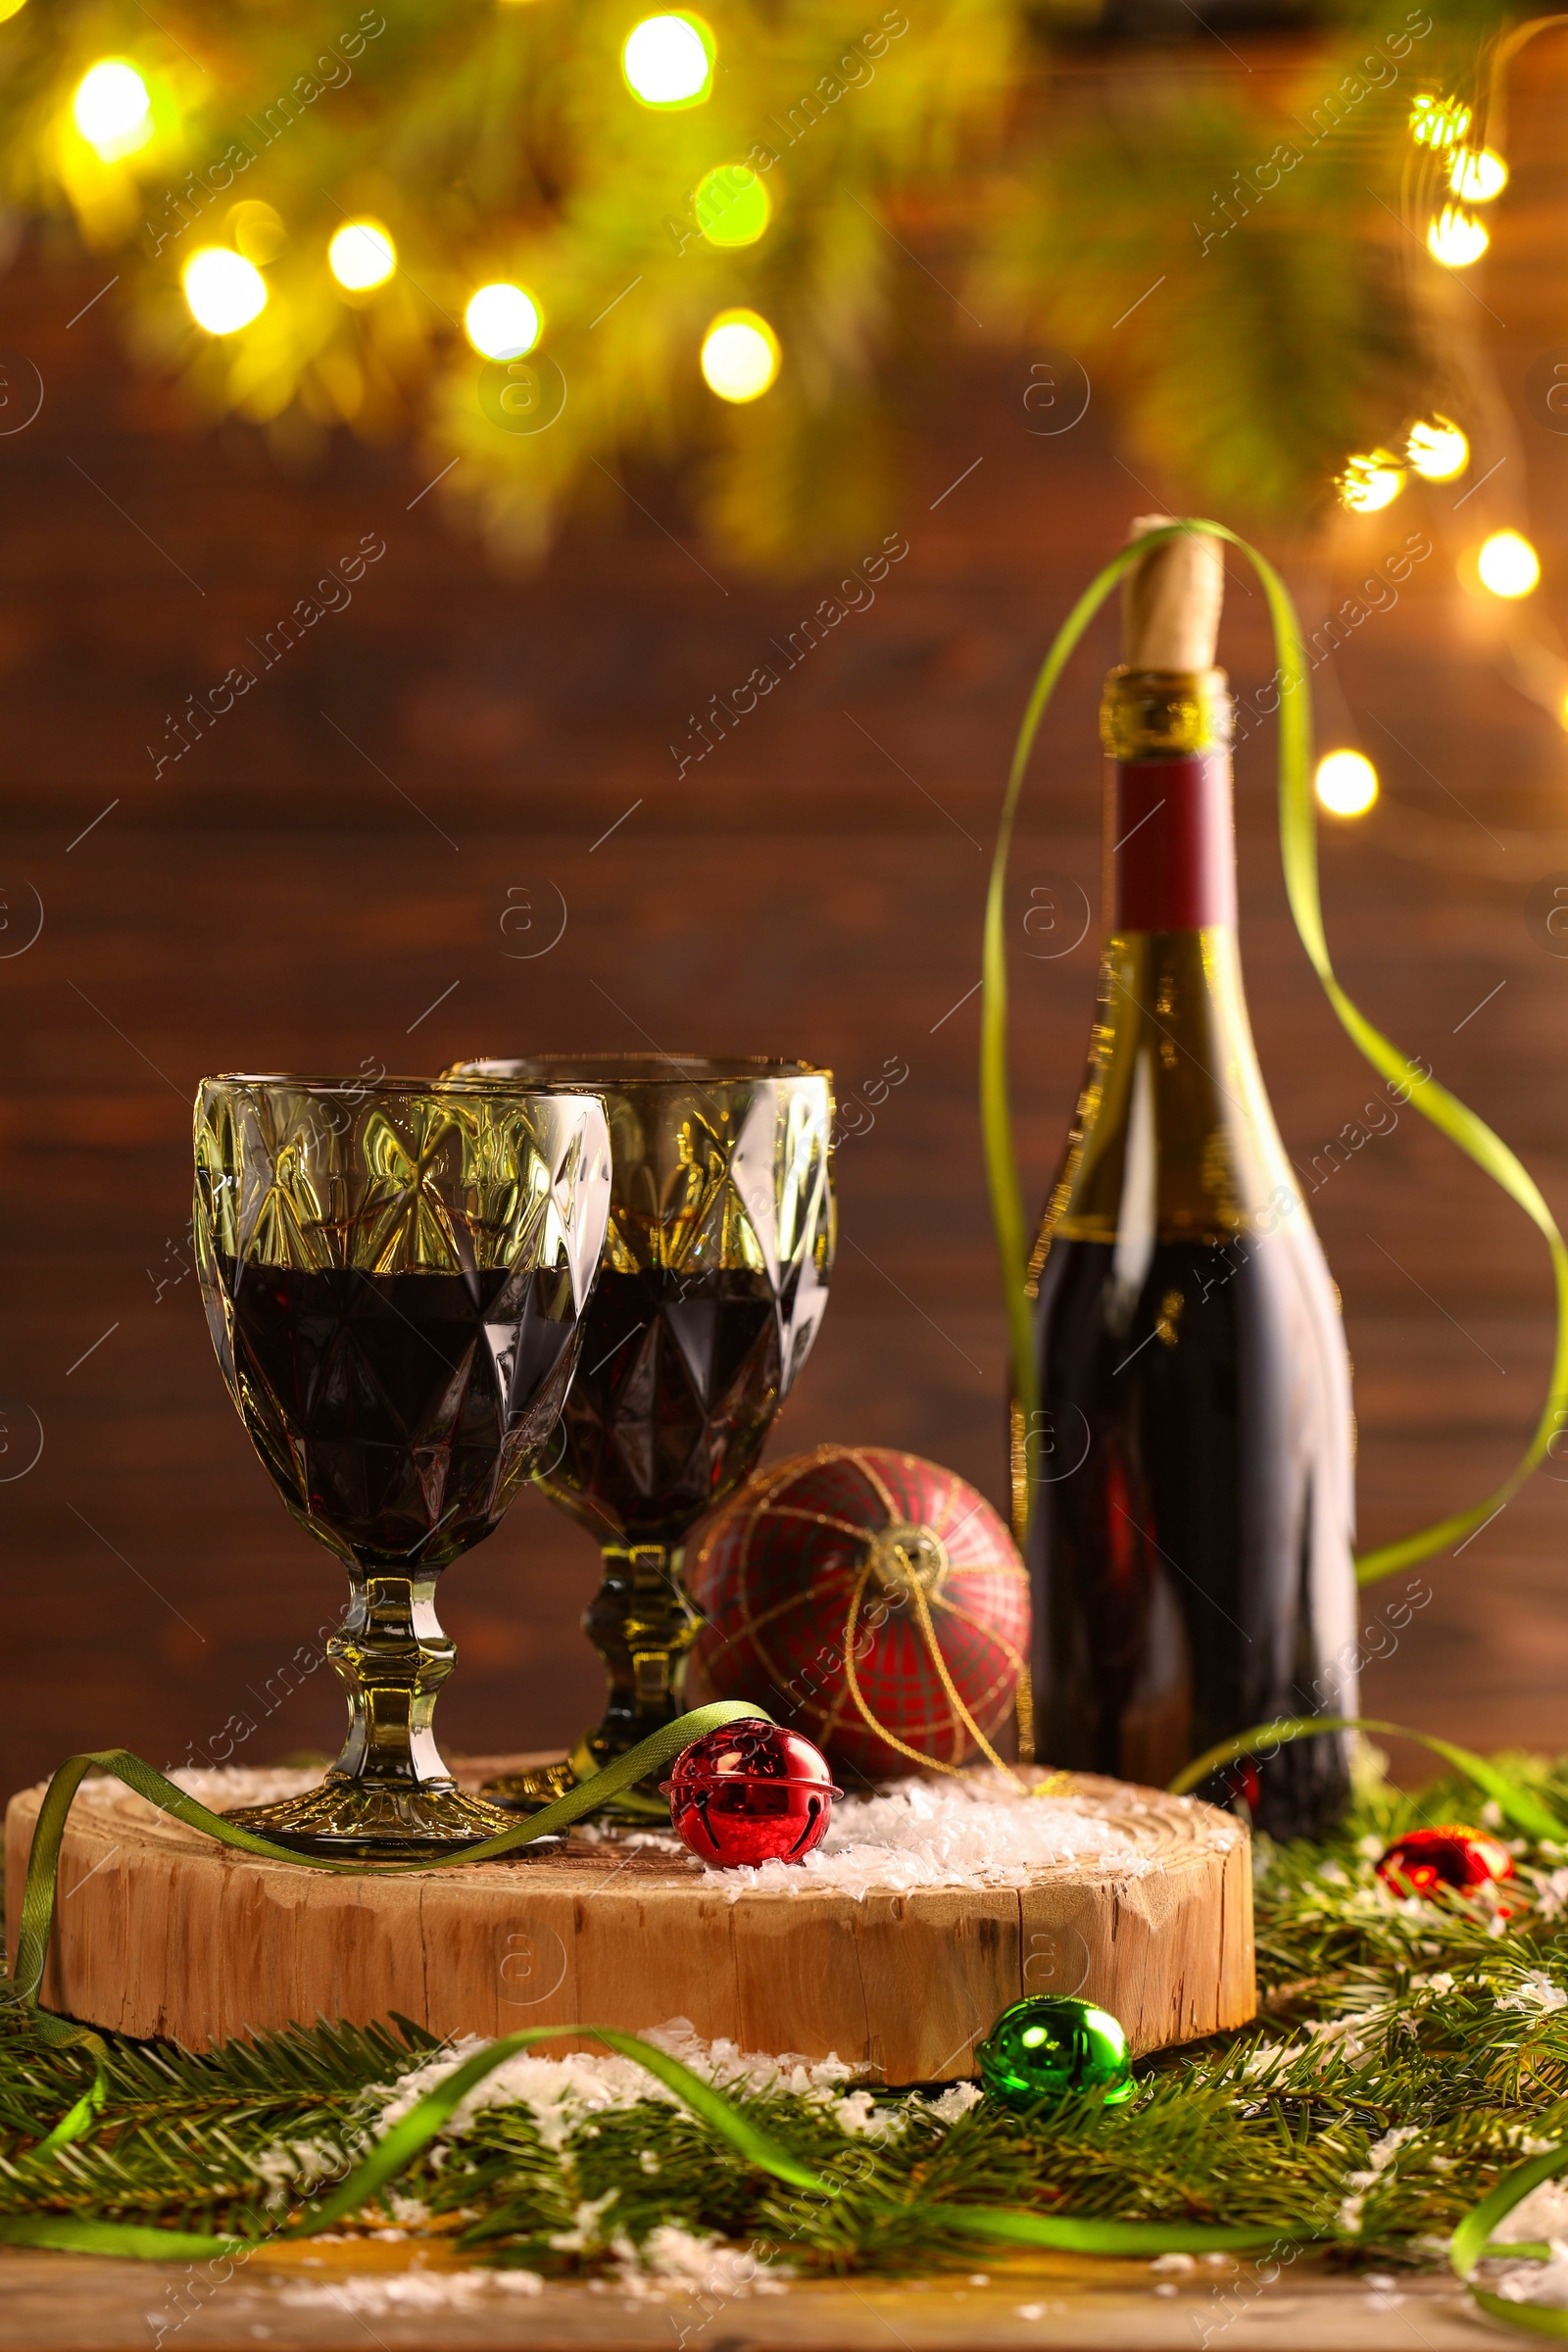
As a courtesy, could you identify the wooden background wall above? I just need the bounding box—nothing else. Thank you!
[5,44,1568,1803]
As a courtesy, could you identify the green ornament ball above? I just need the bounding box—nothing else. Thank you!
[976,1994,1136,2110]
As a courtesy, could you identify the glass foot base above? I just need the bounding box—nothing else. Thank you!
[481,1753,673,1827]
[223,1780,548,1860]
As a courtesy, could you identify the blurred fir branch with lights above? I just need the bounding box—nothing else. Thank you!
[0,0,1521,568]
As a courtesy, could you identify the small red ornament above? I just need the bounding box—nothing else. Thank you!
[1376,1824,1515,1902]
[662,1718,842,1867]
[688,1446,1028,1778]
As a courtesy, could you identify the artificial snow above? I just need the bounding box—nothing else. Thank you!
[72,1765,321,1817]
[1490,2180,1568,2245]
[369,2016,886,2147]
[276,2269,544,2314]
[1337,2124,1422,2234]
[63,1761,1226,1902]
[608,2224,790,2299]
[699,1769,1217,1899]
[1472,2180,1568,2315]
[1494,2252,1568,2311]
[1496,1970,1568,2016]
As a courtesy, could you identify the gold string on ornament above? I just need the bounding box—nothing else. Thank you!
[708,1445,1032,1785]
[842,1558,1018,1780]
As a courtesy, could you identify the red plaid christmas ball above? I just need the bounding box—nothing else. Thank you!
[687,1446,1029,1778]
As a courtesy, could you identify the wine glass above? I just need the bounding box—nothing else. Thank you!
[193,1072,612,1857]
[441,1055,835,1820]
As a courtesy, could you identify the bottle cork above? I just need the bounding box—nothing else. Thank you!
[1121,514,1224,671]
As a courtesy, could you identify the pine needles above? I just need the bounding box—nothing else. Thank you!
[6,1752,1568,2278]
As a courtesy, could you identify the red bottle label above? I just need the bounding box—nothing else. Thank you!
[1111,755,1237,930]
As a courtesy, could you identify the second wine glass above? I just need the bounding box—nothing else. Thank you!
[443,1055,835,1819]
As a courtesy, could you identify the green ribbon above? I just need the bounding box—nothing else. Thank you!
[0,1701,1294,2268]
[982,518,1568,1581]
[0,2021,1296,2265]
[1167,1713,1566,1843]
[1,1705,787,2180]
[1451,2142,1568,2335]
[1171,1711,1568,2340]
[5,1704,767,2041]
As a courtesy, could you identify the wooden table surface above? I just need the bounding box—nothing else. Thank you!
[0,2243,1497,2352]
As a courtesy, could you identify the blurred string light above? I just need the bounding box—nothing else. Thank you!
[696,164,771,248]
[622,13,713,108]
[329,219,396,291]
[230,200,285,265]
[465,280,541,358]
[700,309,779,401]
[1406,416,1468,481]
[1427,205,1489,267]
[1338,449,1404,514]
[1450,147,1507,201]
[182,247,267,334]
[1478,529,1540,597]
[1409,93,1471,148]
[73,59,153,161]
[1315,751,1379,817]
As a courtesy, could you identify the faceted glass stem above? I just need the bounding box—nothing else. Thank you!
[573,1543,700,1775]
[485,1543,700,1821]
[224,1570,517,1856]
[328,1570,457,1789]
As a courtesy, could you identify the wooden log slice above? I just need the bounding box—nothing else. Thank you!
[4,1759,1254,2082]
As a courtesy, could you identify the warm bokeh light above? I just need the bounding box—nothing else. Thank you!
[465,280,541,358]
[0,0,30,23]
[622,13,713,106]
[700,309,780,402]
[329,220,397,291]
[1406,416,1468,482]
[1315,751,1379,817]
[1478,529,1541,598]
[696,164,772,248]
[1409,93,1471,148]
[1338,451,1404,514]
[1427,206,1489,267]
[1450,147,1507,202]
[229,200,285,266]
[182,247,268,335]
[72,59,154,162]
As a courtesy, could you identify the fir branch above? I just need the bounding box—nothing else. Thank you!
[0,0,1517,564]
[5,1754,1568,2276]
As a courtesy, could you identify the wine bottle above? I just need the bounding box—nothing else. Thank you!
[1018,518,1358,1838]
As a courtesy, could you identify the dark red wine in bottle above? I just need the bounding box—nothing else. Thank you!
[1018,519,1357,1838]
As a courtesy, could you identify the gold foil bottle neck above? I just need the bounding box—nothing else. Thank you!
[1100,666,1233,758]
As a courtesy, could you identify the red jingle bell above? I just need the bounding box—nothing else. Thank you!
[1376,1824,1515,1903]
[662,1718,842,1868]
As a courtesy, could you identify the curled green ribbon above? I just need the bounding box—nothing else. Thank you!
[982,518,1568,1581]
[4,1703,770,2058]
[1167,1711,1566,1842]
[1451,2142,1568,2335]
